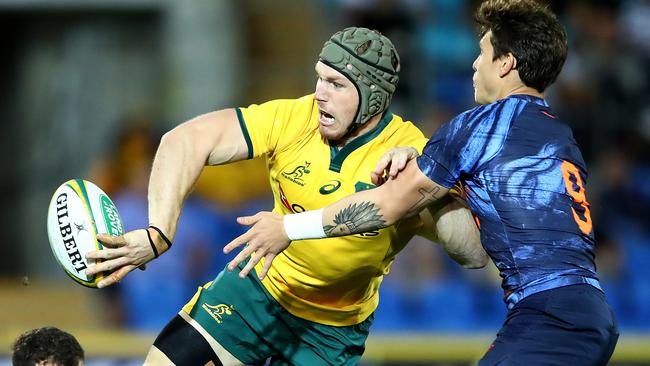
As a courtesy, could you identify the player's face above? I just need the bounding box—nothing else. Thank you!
[472,31,502,104]
[314,61,359,140]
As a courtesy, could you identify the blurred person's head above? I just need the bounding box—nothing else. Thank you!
[472,0,568,104]
[88,117,157,196]
[598,147,630,188]
[565,0,620,44]
[316,27,400,143]
[111,122,157,193]
[11,327,84,366]
[593,230,624,281]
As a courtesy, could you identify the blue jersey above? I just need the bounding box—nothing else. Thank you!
[417,94,600,308]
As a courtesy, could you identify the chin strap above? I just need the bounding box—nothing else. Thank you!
[342,110,386,141]
[344,121,361,137]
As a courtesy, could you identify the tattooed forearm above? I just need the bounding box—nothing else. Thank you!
[404,186,442,217]
[323,201,387,237]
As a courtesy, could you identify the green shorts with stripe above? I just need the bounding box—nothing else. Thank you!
[182,264,374,366]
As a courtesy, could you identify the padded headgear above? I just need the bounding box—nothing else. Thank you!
[319,27,400,125]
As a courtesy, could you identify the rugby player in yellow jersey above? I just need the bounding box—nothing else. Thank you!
[84,27,487,366]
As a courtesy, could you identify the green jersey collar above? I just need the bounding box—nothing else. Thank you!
[329,111,393,173]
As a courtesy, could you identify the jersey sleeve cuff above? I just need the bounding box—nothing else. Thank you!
[416,153,457,189]
[235,108,254,159]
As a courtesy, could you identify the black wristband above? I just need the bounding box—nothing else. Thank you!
[145,228,160,258]
[149,225,173,250]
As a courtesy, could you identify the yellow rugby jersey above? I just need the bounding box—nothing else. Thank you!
[236,94,428,326]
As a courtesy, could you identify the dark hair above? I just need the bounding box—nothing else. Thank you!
[474,0,568,92]
[12,327,84,366]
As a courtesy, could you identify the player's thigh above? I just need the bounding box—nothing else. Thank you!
[145,345,236,366]
[192,264,372,366]
[480,285,618,366]
[182,267,281,364]
[148,312,243,366]
[143,345,173,366]
[270,312,373,366]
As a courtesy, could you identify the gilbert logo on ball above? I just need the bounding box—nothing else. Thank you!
[47,179,124,287]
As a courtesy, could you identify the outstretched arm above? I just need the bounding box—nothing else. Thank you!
[319,159,446,236]
[368,146,486,267]
[86,109,250,288]
[147,109,249,237]
[224,158,448,278]
[373,147,488,268]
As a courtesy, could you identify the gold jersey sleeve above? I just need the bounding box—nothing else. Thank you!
[237,94,429,326]
[236,95,318,159]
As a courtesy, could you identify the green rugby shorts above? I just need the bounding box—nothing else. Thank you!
[182,264,373,366]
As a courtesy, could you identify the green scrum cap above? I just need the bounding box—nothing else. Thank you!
[319,27,400,125]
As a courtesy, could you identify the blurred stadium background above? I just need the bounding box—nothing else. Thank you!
[1,0,649,364]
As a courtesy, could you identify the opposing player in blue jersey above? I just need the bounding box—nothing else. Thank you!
[225,0,619,364]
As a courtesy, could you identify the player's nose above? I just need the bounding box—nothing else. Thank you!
[314,80,327,101]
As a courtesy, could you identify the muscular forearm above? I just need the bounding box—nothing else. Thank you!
[148,109,248,239]
[424,198,488,268]
[88,110,248,287]
[321,185,398,237]
[147,129,205,240]
[285,159,447,239]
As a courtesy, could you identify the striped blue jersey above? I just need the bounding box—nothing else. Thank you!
[417,94,600,308]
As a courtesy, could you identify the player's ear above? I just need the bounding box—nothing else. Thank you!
[499,53,517,77]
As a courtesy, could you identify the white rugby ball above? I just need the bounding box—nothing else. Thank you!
[46,179,124,287]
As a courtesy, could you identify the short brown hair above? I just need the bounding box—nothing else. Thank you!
[475,0,567,92]
[12,327,84,366]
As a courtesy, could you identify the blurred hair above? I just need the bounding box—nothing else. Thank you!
[474,0,568,92]
[12,327,84,366]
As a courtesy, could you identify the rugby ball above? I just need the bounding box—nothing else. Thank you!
[46,179,124,287]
